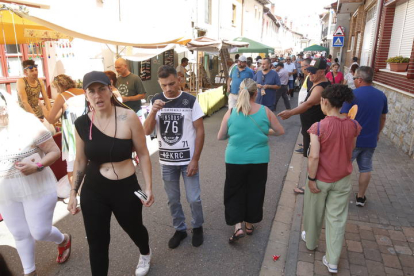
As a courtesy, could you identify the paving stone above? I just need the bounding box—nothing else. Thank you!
[373,228,390,236]
[365,260,386,276]
[297,261,314,276]
[394,245,413,255]
[314,260,331,275]
[336,268,350,276]
[384,267,404,276]
[364,248,382,262]
[392,240,409,247]
[360,229,376,241]
[375,235,393,246]
[299,241,311,252]
[315,251,323,261]
[298,251,315,263]
[362,239,379,250]
[345,232,361,241]
[379,245,397,255]
[338,258,349,269]
[402,227,414,238]
[316,241,326,253]
[350,264,368,276]
[398,255,414,268]
[359,225,372,231]
[382,254,402,269]
[348,252,366,266]
[402,266,414,276]
[388,230,407,242]
[346,224,359,234]
[347,240,363,253]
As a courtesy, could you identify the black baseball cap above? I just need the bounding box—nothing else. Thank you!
[83,71,111,90]
[306,58,327,74]
[275,62,284,68]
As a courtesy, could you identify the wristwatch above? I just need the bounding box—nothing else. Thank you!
[307,175,317,181]
[36,162,45,172]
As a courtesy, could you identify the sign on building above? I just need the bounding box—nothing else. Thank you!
[333,36,344,47]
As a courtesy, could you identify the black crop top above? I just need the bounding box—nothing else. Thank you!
[74,114,133,164]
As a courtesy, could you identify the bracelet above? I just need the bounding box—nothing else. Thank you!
[307,175,317,181]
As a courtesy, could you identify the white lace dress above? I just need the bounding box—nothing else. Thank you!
[0,121,57,206]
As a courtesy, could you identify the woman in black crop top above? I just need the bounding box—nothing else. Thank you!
[67,71,154,276]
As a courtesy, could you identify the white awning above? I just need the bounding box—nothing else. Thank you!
[7,4,187,47]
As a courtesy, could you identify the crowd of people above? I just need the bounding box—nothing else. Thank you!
[0,50,388,275]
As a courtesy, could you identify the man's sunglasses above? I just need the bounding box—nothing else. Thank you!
[24,65,38,70]
[353,77,360,80]
[261,75,266,83]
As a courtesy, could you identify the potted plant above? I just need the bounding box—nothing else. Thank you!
[386,56,410,72]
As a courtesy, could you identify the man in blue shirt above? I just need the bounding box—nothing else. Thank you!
[227,55,254,109]
[254,58,281,110]
[341,66,388,207]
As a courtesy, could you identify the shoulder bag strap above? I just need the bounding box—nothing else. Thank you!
[331,72,335,84]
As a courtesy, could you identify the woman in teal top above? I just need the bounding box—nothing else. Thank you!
[218,78,284,243]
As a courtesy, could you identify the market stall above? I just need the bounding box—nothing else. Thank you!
[185,37,249,116]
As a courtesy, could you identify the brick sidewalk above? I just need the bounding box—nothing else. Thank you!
[296,136,414,276]
[260,133,414,276]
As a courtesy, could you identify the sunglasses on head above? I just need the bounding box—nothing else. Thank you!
[24,65,38,70]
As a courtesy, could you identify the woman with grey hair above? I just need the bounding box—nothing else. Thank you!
[218,78,285,243]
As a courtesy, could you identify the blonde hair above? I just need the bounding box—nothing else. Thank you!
[236,78,257,116]
[52,74,76,92]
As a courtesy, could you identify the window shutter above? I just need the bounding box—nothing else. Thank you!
[388,2,407,58]
[361,5,377,66]
[400,0,414,58]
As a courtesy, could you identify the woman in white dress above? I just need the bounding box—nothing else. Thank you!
[0,91,71,276]
[344,64,359,90]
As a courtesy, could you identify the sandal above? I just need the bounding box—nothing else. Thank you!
[56,234,71,264]
[245,224,255,235]
[229,228,245,244]
[294,187,305,194]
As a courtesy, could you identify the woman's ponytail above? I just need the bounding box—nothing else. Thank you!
[236,78,257,116]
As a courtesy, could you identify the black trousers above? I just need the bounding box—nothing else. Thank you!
[302,130,310,158]
[81,163,149,276]
[224,163,268,226]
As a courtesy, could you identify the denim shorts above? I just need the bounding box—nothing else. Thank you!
[288,80,294,90]
[352,147,376,173]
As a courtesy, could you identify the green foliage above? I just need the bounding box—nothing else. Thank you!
[386,56,410,63]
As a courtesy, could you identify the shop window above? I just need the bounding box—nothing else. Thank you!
[4,44,24,77]
[232,4,236,26]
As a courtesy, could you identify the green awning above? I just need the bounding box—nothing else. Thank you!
[233,37,274,54]
[303,45,329,52]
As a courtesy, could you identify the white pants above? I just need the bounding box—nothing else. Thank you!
[0,192,64,274]
[228,93,239,110]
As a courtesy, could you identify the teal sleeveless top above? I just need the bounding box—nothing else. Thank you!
[225,106,270,164]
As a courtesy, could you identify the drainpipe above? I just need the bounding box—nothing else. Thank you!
[371,0,384,69]
[241,0,244,36]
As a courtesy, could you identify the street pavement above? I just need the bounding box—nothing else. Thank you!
[261,129,414,275]
[0,95,302,276]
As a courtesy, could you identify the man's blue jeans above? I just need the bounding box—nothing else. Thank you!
[161,164,204,231]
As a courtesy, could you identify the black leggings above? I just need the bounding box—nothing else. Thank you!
[224,163,268,225]
[81,163,149,276]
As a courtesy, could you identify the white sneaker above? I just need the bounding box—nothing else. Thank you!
[301,231,306,242]
[323,255,338,273]
[135,249,151,276]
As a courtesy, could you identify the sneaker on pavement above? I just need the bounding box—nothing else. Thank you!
[192,226,204,247]
[301,231,306,242]
[295,148,304,154]
[356,195,367,207]
[297,143,303,147]
[323,255,338,273]
[168,230,187,249]
[135,249,151,276]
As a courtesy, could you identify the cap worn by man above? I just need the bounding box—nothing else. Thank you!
[305,58,327,74]
[238,55,247,62]
[83,71,111,90]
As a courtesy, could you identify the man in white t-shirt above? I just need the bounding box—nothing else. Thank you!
[284,56,297,99]
[176,57,189,90]
[144,65,205,250]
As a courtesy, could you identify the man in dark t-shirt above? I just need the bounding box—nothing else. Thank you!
[278,58,329,157]
[115,58,146,113]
